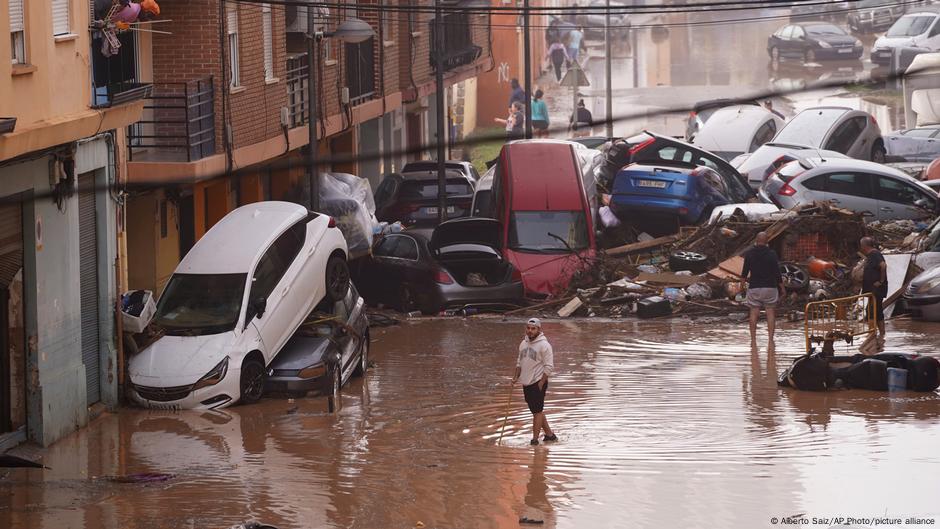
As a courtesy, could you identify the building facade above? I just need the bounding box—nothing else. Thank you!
[0,0,149,447]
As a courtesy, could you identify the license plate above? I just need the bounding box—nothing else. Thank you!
[838,48,852,54]
[426,206,456,214]
[148,403,181,411]
[637,179,667,188]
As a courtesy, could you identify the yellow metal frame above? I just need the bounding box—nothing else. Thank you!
[804,293,876,353]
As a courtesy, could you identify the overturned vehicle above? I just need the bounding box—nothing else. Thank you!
[779,351,940,392]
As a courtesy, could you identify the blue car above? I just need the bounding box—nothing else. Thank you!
[610,162,737,227]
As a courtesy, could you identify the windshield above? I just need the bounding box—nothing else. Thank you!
[400,179,473,199]
[806,24,846,36]
[887,15,935,37]
[773,109,847,147]
[154,273,247,335]
[509,211,589,253]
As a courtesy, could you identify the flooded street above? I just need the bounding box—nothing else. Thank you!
[3,318,939,529]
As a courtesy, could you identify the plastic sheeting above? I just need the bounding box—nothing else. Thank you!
[318,173,378,258]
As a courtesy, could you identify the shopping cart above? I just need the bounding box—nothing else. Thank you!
[804,293,876,355]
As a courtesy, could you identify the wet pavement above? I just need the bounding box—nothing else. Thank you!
[2,318,939,529]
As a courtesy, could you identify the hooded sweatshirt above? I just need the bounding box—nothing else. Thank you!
[517,333,554,387]
[742,244,782,289]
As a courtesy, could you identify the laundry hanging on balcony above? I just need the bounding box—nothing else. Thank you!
[91,0,163,57]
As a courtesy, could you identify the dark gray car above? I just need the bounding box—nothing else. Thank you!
[264,282,369,401]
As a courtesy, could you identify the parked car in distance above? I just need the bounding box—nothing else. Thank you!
[733,142,849,189]
[265,281,369,400]
[471,165,495,218]
[759,157,939,220]
[902,265,940,321]
[767,22,863,62]
[847,0,907,33]
[872,9,940,65]
[374,162,478,228]
[356,218,525,314]
[128,202,350,410]
[611,163,741,230]
[884,124,940,161]
[691,105,785,161]
[492,140,597,298]
[771,107,886,162]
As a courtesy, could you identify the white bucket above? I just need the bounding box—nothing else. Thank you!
[887,367,908,392]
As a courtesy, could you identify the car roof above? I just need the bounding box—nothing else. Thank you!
[694,106,780,151]
[176,201,308,274]
[401,160,470,172]
[399,169,470,181]
[801,158,938,188]
[501,141,585,211]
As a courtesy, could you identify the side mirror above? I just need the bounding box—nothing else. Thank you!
[251,297,267,319]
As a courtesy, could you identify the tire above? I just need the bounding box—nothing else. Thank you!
[871,141,887,164]
[354,331,370,377]
[780,262,808,292]
[669,251,709,274]
[770,46,780,62]
[239,358,265,405]
[325,255,350,303]
[804,49,816,63]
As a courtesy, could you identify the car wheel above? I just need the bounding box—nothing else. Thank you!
[669,251,709,274]
[780,262,808,292]
[770,46,780,62]
[871,141,887,164]
[354,331,370,377]
[239,358,265,405]
[325,255,350,302]
[804,49,816,63]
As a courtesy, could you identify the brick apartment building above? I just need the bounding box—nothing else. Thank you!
[124,0,494,296]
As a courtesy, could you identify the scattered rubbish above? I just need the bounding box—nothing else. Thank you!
[719,227,738,238]
[228,523,281,529]
[663,288,688,302]
[406,311,422,318]
[519,517,545,525]
[687,283,712,300]
[416,522,425,528]
[637,296,672,318]
[465,272,488,286]
[121,289,156,334]
[806,257,837,279]
[637,232,654,242]
[887,367,908,392]
[557,297,584,318]
[669,251,708,274]
[636,264,660,274]
[599,205,621,228]
[780,352,939,392]
[106,472,174,484]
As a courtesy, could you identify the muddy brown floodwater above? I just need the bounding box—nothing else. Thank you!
[2,318,939,529]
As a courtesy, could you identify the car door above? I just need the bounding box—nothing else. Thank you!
[790,25,806,57]
[331,292,355,378]
[822,172,877,216]
[390,235,427,292]
[362,236,402,306]
[888,128,939,159]
[246,225,305,362]
[876,174,937,220]
[775,26,794,56]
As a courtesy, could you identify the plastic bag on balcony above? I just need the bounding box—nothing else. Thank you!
[318,172,378,258]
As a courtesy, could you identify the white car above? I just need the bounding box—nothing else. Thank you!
[128,201,350,410]
[871,10,940,65]
[732,143,849,190]
[691,105,785,162]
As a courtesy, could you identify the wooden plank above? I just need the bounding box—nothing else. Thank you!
[706,255,746,280]
[883,253,913,316]
[635,272,703,286]
[557,297,584,317]
[605,235,678,257]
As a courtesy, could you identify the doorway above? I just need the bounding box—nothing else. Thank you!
[0,201,24,433]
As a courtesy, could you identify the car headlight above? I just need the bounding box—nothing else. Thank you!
[298,363,327,379]
[193,357,229,390]
[917,276,940,294]
[818,41,832,48]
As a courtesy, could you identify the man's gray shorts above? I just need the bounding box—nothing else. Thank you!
[746,287,779,309]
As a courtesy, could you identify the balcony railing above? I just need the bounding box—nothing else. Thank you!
[127,77,216,163]
[286,53,309,128]
[429,14,481,73]
[346,39,376,106]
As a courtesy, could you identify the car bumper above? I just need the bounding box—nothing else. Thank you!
[814,47,863,60]
[611,199,701,224]
[435,280,526,310]
[129,370,241,410]
[264,373,331,396]
[903,294,940,321]
[871,48,893,65]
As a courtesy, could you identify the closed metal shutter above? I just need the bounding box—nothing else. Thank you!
[8,0,24,33]
[52,0,70,36]
[78,175,100,405]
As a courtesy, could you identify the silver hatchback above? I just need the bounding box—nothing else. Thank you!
[759,157,938,220]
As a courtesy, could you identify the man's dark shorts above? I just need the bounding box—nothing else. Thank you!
[523,381,548,414]
[867,294,886,322]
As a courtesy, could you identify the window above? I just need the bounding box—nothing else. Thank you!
[931,20,940,38]
[262,3,274,81]
[825,117,865,154]
[803,175,827,192]
[226,4,240,87]
[399,179,473,199]
[249,222,305,303]
[902,128,938,138]
[154,273,248,335]
[9,0,25,64]
[826,172,872,198]
[792,26,805,40]
[749,121,778,152]
[508,211,589,252]
[699,169,727,195]
[373,236,399,257]
[780,26,794,39]
[52,0,69,36]
[391,236,419,260]
[877,176,919,205]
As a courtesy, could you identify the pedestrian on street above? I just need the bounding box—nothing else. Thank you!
[547,40,570,83]
[566,26,584,66]
[509,78,526,109]
[860,236,888,345]
[742,231,785,350]
[512,318,557,446]
[494,101,525,141]
[531,89,550,138]
[569,99,593,137]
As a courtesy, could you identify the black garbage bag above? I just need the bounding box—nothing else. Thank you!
[833,358,888,391]
[781,351,940,392]
[778,353,830,391]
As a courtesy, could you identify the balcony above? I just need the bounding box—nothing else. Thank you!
[127,77,216,163]
[346,38,376,106]
[429,13,481,73]
[286,53,309,128]
[91,30,152,108]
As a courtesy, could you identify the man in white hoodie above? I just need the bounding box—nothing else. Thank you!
[512,318,557,446]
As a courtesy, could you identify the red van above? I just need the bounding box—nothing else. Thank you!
[492,140,596,298]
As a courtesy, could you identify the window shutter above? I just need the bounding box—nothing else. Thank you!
[9,0,24,33]
[226,4,238,34]
[52,0,70,35]
[262,4,273,79]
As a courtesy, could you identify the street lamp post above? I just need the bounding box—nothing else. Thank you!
[305,15,374,212]
[605,0,613,138]
[435,0,447,225]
